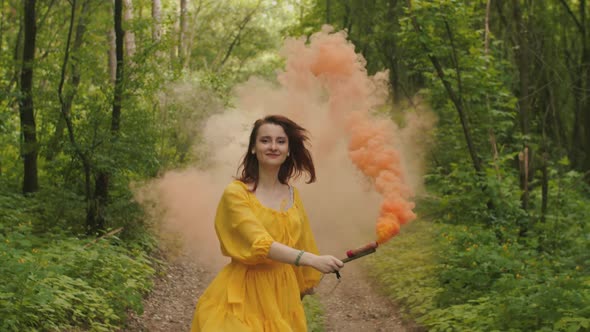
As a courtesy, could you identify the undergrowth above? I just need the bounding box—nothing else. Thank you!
[0,191,156,332]
[303,294,325,332]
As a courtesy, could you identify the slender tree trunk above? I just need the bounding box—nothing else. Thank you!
[0,0,4,52]
[407,0,495,217]
[152,0,161,42]
[178,0,188,68]
[7,5,24,178]
[47,0,91,160]
[326,0,331,24]
[57,0,94,231]
[407,3,482,174]
[19,0,38,194]
[386,0,401,103]
[580,0,590,173]
[112,0,123,134]
[91,0,124,235]
[484,0,491,54]
[9,7,23,92]
[218,1,261,69]
[123,0,135,58]
[541,152,548,223]
[108,29,116,82]
[512,0,531,213]
[341,0,350,31]
[559,0,586,169]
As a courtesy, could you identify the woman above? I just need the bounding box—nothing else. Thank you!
[191,115,344,331]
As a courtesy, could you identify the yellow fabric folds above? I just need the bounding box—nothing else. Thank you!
[191,180,322,332]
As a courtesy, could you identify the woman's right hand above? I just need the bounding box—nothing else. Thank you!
[309,255,344,274]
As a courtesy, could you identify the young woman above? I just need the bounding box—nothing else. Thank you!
[191,115,343,331]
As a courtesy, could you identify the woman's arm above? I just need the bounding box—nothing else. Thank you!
[268,242,343,274]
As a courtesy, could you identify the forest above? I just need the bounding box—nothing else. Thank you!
[1,0,589,331]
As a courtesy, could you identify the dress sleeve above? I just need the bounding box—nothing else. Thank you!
[291,188,323,293]
[214,182,274,265]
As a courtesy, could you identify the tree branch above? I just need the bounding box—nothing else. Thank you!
[557,0,583,34]
[407,2,482,174]
[219,0,261,68]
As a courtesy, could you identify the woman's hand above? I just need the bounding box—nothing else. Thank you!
[267,242,344,273]
[308,254,344,274]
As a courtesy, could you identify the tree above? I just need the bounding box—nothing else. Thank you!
[19,0,38,194]
[123,0,136,58]
[90,0,125,235]
[178,0,188,68]
[152,0,161,42]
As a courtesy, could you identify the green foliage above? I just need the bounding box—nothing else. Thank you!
[0,192,155,331]
[366,220,441,322]
[425,159,527,229]
[398,0,518,169]
[303,294,325,332]
[370,217,589,332]
[428,221,589,332]
[370,169,590,331]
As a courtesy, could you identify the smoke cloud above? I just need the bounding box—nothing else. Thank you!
[134,26,435,270]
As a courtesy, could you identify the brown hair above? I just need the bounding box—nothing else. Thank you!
[238,115,316,190]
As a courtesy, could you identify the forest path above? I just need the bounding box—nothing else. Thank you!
[122,254,420,332]
[317,262,419,332]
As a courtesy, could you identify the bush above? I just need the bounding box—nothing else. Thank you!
[366,220,441,323]
[428,221,590,332]
[0,193,155,332]
[367,202,589,331]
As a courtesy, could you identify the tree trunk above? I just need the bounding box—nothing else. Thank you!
[0,0,5,52]
[108,29,116,83]
[386,0,401,103]
[56,0,95,234]
[484,0,491,54]
[580,0,590,173]
[541,153,548,222]
[512,0,531,212]
[152,0,161,42]
[47,0,91,161]
[219,1,261,69]
[123,0,135,58]
[90,0,124,235]
[407,3,482,175]
[560,0,590,169]
[178,0,188,68]
[19,0,38,194]
[112,0,123,134]
[406,0,495,216]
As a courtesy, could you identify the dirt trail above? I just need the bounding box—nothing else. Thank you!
[123,255,420,332]
[316,263,420,332]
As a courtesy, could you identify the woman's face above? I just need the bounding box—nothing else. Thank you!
[253,123,289,168]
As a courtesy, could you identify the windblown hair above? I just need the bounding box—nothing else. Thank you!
[238,115,316,190]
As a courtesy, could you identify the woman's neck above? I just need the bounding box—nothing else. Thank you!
[257,166,282,190]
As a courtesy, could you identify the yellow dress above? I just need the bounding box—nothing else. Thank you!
[190,180,322,332]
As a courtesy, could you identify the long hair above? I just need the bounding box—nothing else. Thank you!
[238,115,316,190]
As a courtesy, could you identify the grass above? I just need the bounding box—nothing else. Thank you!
[365,219,441,325]
[303,294,325,332]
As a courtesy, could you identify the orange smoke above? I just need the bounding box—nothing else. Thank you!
[136,26,427,265]
[347,111,416,244]
[296,26,417,244]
